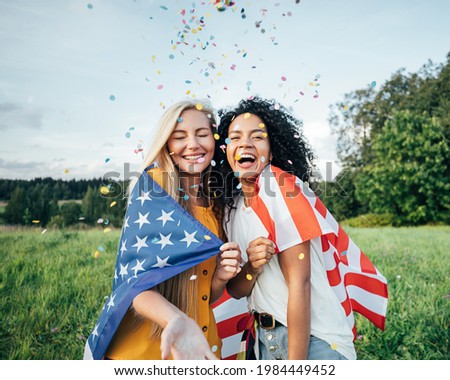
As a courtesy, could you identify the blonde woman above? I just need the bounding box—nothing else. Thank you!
[84,100,242,360]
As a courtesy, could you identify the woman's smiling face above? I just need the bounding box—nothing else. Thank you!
[226,113,271,183]
[167,108,215,176]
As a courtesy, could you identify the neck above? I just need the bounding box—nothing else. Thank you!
[182,174,208,207]
[241,179,256,207]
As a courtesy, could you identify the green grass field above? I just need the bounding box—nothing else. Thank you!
[0,226,449,360]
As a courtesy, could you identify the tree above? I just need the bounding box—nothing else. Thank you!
[60,202,82,226]
[4,186,28,225]
[355,111,449,225]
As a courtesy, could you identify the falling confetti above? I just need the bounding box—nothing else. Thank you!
[371,80,377,88]
[246,273,253,281]
[87,3,93,10]
[100,186,110,195]
[330,343,338,350]
[189,275,197,280]
[32,220,40,224]
[298,253,305,260]
[64,168,69,174]
[105,158,110,163]
[110,201,117,208]
[109,95,116,101]
[204,235,211,240]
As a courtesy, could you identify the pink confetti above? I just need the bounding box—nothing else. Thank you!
[281,76,287,81]
[157,84,163,90]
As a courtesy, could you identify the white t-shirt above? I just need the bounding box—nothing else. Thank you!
[224,196,356,360]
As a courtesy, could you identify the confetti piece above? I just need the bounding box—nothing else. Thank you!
[183,195,189,201]
[298,253,305,260]
[177,117,183,123]
[110,201,117,208]
[79,217,85,221]
[94,250,100,259]
[274,103,280,110]
[371,81,377,88]
[169,54,175,59]
[51,327,59,333]
[204,235,211,240]
[100,186,110,195]
[41,229,47,234]
[258,123,265,128]
[288,160,293,165]
[197,157,205,163]
[214,133,220,140]
[330,343,337,350]
[236,183,242,190]
[103,228,111,233]
[281,76,287,81]
[87,3,93,10]
[32,220,40,224]
[261,156,266,163]
[244,112,251,119]
[246,274,253,281]
[195,103,203,110]
[109,95,116,101]
[211,160,216,166]
[189,275,197,280]
[64,168,69,174]
[211,345,218,353]
[160,5,168,11]
[341,250,347,256]
[157,84,163,90]
[262,132,268,138]
[225,137,231,144]
[235,154,241,160]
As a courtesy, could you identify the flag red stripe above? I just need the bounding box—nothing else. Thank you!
[345,272,389,298]
[253,193,277,247]
[272,166,323,242]
[211,290,232,308]
[314,198,328,219]
[351,298,386,331]
[216,313,248,339]
[359,251,378,275]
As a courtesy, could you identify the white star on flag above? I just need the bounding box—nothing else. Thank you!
[120,239,127,256]
[136,190,152,206]
[119,263,129,280]
[131,259,146,276]
[152,255,172,268]
[92,323,99,339]
[180,230,199,247]
[122,216,130,232]
[156,210,175,227]
[114,269,118,283]
[132,235,149,253]
[134,212,151,230]
[107,294,116,312]
[156,233,174,250]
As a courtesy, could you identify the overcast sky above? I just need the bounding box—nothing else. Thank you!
[0,0,449,181]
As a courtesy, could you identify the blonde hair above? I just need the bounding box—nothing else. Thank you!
[128,99,217,339]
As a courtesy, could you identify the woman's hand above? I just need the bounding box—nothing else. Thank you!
[246,237,276,275]
[161,315,218,360]
[216,242,243,282]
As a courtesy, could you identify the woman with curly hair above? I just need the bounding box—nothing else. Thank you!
[212,96,357,360]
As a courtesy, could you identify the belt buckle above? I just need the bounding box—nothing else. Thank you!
[258,312,275,330]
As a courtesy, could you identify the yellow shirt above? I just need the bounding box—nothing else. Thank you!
[105,168,222,359]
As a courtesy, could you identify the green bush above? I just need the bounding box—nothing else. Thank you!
[342,213,393,227]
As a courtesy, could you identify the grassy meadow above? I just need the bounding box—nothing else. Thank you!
[0,226,449,360]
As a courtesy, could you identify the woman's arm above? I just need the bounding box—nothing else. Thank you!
[278,240,311,360]
[226,237,275,299]
[133,290,216,360]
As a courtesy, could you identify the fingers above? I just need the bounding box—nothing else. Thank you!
[220,241,241,252]
[248,236,276,249]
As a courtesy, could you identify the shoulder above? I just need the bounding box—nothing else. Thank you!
[146,167,169,190]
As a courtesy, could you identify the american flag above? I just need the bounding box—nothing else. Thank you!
[83,168,247,360]
[251,165,388,337]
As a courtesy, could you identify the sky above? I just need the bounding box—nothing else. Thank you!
[0,0,449,181]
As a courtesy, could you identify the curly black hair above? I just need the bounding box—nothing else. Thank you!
[211,96,318,225]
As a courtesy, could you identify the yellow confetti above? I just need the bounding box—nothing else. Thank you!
[235,154,241,161]
[94,250,100,259]
[258,122,265,128]
[244,112,251,119]
[330,343,337,350]
[298,253,305,260]
[195,103,203,110]
[204,235,211,240]
[100,186,110,195]
[32,220,40,224]
[64,168,69,174]
[246,274,253,281]
[103,228,111,233]
[191,28,197,34]
[342,105,349,110]
[262,132,268,138]
[110,201,117,208]
[186,90,191,95]
[214,133,220,140]
[169,151,175,155]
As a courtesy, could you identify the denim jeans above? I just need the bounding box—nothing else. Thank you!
[257,324,348,360]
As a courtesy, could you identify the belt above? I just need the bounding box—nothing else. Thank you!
[253,311,283,330]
